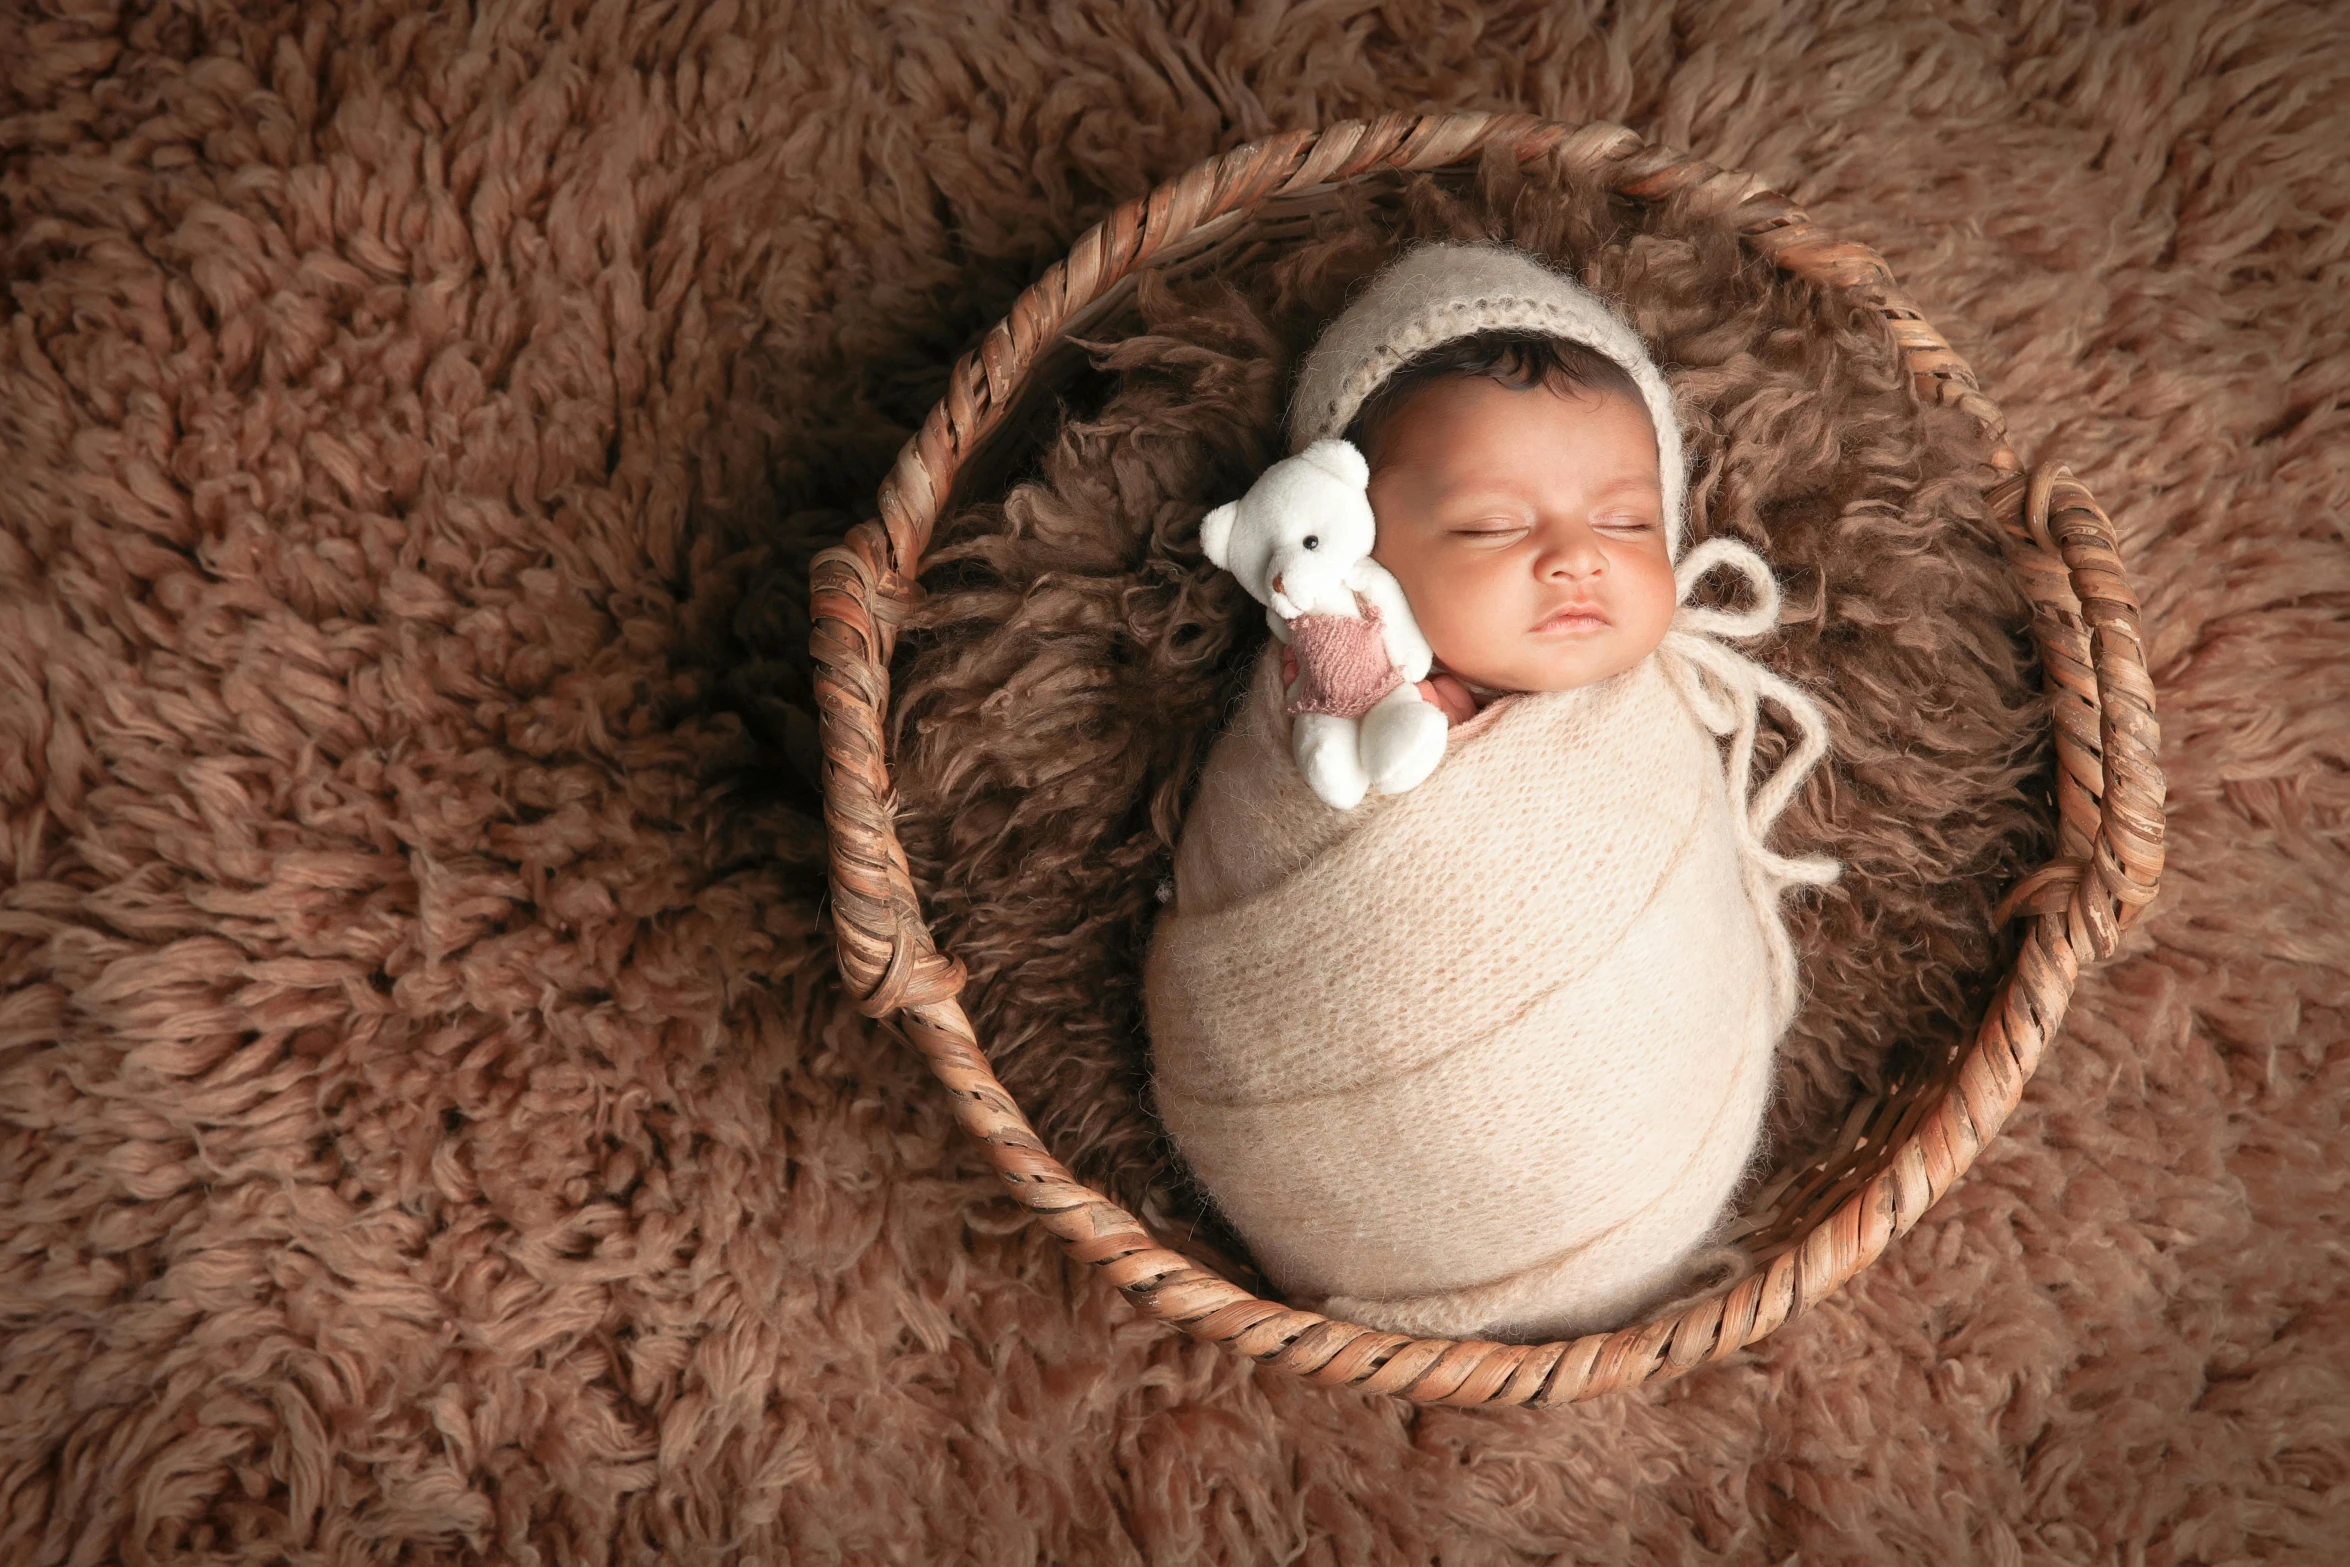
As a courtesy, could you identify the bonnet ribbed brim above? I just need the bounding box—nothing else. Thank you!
[1286,242,1689,558]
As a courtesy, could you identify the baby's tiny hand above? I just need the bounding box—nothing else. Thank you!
[1415,674,1478,726]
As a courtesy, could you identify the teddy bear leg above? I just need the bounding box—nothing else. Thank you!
[1360,685,1450,796]
[1292,713,1371,810]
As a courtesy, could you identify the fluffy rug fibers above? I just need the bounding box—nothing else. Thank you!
[2,1,2346,1562]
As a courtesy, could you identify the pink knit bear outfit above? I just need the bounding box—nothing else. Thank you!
[1283,597,1407,720]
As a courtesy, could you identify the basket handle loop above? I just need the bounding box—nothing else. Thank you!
[810,518,971,1017]
[1988,465,2166,958]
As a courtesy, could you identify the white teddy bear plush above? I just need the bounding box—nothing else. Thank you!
[1199,439,1451,809]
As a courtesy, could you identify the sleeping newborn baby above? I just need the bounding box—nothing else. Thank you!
[1144,243,1839,1343]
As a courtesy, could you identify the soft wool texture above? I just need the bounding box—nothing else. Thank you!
[1287,242,1693,552]
[1283,604,1401,721]
[4,2,2347,1563]
[1148,645,1785,1341]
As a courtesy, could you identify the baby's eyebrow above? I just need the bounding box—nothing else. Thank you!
[1430,486,1528,505]
[1425,478,1661,506]
[1586,474,1664,496]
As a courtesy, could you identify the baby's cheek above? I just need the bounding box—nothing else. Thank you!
[1620,551,1679,626]
[1391,561,1462,626]
[1376,552,1444,630]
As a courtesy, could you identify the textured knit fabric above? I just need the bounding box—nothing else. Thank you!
[1284,599,1405,719]
[1286,242,1692,557]
[1146,543,1836,1341]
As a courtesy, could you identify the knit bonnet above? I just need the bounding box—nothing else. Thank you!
[1287,242,1690,558]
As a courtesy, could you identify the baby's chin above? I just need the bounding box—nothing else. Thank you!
[1439,632,1667,695]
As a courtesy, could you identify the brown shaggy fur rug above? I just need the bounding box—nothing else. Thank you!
[4,1,2346,1562]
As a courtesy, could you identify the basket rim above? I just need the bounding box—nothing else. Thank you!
[808,112,2167,1406]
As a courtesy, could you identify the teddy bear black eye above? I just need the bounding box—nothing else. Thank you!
[1302,535,1320,550]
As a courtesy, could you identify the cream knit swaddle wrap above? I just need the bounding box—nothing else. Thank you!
[1145,241,1837,1342]
[1145,544,1835,1341]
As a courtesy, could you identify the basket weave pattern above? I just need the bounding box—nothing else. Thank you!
[809,115,2165,1405]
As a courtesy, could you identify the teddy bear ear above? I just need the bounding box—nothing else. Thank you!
[1199,501,1238,568]
[1299,438,1370,489]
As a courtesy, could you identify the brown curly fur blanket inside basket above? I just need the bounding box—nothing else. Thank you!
[890,159,2049,1284]
[5,1,2348,1562]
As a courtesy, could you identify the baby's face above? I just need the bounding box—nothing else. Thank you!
[1366,376,1676,693]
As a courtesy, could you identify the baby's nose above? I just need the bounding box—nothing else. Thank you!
[1544,539,1607,576]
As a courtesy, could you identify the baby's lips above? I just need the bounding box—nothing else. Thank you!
[1533,600,1611,631]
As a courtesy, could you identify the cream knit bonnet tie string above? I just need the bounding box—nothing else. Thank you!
[1660,535,1841,1021]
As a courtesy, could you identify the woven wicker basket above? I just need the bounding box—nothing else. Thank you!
[810,114,2165,1406]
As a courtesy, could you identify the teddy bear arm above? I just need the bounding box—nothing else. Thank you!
[1347,561,1433,681]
